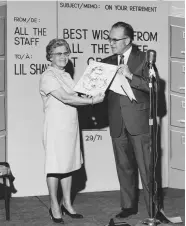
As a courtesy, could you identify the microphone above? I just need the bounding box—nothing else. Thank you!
[146,50,157,79]
[146,49,156,69]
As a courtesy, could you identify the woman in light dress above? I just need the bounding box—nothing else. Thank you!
[39,39,104,224]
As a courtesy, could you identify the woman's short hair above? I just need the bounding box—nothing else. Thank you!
[112,21,134,42]
[46,38,71,62]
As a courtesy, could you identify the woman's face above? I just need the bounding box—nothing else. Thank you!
[51,45,69,69]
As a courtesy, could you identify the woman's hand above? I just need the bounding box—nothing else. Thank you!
[69,90,78,96]
[92,93,105,104]
[81,94,92,99]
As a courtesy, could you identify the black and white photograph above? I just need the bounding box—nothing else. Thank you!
[0,0,185,225]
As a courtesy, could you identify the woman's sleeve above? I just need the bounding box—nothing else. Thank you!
[40,72,61,96]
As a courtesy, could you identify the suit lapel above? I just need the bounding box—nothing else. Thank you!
[127,45,139,73]
[110,54,118,66]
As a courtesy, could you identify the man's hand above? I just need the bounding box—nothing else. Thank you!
[117,64,133,80]
[93,93,105,104]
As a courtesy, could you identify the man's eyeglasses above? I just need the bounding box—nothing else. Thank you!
[108,37,128,43]
[52,52,70,57]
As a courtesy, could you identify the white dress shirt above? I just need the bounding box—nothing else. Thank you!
[109,46,132,95]
[118,45,132,65]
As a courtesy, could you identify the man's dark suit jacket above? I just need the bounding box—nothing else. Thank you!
[102,44,150,138]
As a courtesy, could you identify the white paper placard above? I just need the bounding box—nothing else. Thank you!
[74,61,117,96]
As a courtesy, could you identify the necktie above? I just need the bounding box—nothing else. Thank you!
[119,55,124,65]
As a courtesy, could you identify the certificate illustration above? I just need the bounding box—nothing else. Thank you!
[74,61,118,96]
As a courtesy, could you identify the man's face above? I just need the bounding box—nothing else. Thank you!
[109,27,130,55]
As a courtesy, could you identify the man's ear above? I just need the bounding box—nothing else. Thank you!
[125,38,131,46]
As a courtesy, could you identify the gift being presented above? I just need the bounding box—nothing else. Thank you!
[74,60,136,101]
[74,61,118,96]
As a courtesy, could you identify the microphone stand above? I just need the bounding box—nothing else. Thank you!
[141,65,160,226]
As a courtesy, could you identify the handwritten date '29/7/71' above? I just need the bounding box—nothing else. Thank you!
[85,134,102,142]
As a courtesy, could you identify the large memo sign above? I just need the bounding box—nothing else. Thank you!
[5,1,169,196]
[58,1,167,82]
[58,1,169,192]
